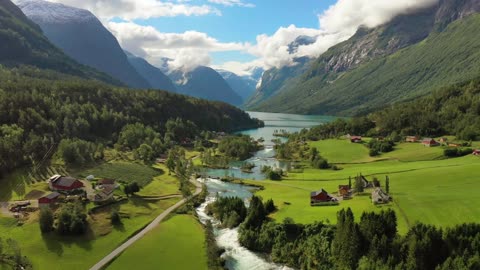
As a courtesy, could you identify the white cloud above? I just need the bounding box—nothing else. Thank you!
[46,0,221,21]
[68,0,440,76]
[107,21,247,72]
[208,0,255,8]
[212,60,262,76]
[238,0,439,74]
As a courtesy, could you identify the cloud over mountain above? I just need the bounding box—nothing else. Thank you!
[107,21,247,73]
[45,0,221,20]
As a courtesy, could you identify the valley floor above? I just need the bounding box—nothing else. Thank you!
[0,159,201,270]
[246,139,480,234]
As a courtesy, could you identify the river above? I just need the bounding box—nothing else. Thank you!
[195,112,335,270]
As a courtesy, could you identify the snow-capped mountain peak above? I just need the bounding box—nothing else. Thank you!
[16,0,97,24]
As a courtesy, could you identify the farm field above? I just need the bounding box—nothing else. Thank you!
[107,214,208,270]
[248,139,480,234]
[0,161,183,270]
[77,161,160,187]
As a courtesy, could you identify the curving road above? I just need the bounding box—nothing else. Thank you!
[89,178,202,270]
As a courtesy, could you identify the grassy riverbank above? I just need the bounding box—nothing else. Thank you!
[246,139,480,234]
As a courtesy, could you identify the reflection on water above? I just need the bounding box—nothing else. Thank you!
[205,112,337,180]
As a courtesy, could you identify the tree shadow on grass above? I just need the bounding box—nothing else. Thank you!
[41,228,94,255]
[41,232,64,256]
[113,222,125,232]
[129,197,154,210]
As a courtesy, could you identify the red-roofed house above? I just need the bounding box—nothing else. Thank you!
[422,138,439,147]
[38,192,61,208]
[350,136,362,143]
[48,175,84,192]
[311,189,338,206]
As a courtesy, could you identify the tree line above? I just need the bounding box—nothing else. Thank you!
[293,77,480,142]
[207,195,480,270]
[0,67,263,175]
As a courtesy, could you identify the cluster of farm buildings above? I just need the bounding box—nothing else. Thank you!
[310,175,391,206]
[348,135,480,154]
[8,175,121,215]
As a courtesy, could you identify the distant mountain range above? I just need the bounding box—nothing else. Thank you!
[15,0,249,105]
[169,66,243,106]
[0,0,118,84]
[217,69,259,102]
[125,51,177,92]
[17,0,151,89]
[247,0,480,116]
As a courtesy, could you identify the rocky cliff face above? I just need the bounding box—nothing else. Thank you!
[249,0,480,115]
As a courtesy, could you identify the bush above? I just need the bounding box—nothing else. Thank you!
[39,208,54,233]
[444,147,473,157]
[111,210,121,225]
[265,199,276,214]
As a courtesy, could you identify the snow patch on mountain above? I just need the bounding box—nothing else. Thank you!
[16,0,97,24]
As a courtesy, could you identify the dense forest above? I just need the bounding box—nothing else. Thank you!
[0,66,263,175]
[293,77,480,142]
[209,196,480,270]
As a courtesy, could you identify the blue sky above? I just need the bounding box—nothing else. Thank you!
[124,0,336,65]
[51,0,438,74]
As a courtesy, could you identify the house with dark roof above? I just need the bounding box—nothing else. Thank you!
[38,192,61,208]
[93,185,116,203]
[310,189,338,206]
[48,175,84,192]
[422,138,439,147]
[350,136,362,143]
[372,188,391,204]
[338,185,352,199]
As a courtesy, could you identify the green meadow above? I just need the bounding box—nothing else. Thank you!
[107,214,208,270]
[0,161,183,270]
[249,139,480,234]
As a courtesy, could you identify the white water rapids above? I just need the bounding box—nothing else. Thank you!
[195,178,293,270]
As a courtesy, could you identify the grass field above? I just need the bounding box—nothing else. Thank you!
[107,214,208,270]
[247,139,480,234]
[0,160,183,270]
[77,161,160,187]
[309,139,379,163]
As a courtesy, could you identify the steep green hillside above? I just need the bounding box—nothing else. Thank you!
[255,14,480,116]
[0,0,119,84]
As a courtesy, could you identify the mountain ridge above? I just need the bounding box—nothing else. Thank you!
[17,0,151,89]
[247,0,480,115]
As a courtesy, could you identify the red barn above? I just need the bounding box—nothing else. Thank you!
[49,175,84,192]
[350,136,362,143]
[38,192,60,208]
[422,138,439,147]
[311,189,337,205]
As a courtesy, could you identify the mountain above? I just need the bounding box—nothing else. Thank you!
[169,66,243,106]
[248,0,480,116]
[217,70,257,102]
[17,0,151,89]
[125,51,177,92]
[245,35,317,109]
[0,0,118,84]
